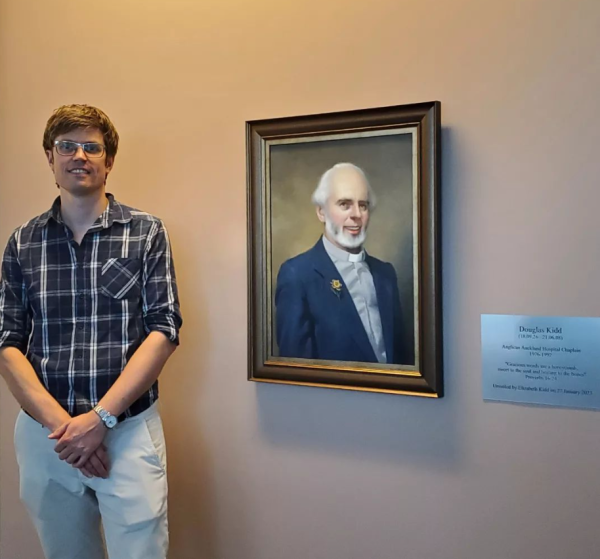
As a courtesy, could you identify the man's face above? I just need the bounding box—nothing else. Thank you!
[45,127,113,196]
[317,167,371,252]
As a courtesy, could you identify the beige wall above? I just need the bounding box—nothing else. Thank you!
[2,1,600,558]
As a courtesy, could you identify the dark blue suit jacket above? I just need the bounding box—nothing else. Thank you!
[275,238,411,365]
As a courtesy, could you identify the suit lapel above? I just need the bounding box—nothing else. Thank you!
[310,239,377,362]
[367,255,394,363]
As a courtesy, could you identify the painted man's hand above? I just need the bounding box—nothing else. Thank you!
[49,412,108,475]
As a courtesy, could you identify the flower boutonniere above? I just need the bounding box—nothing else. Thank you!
[330,279,343,298]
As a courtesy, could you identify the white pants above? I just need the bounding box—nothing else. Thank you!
[14,403,169,559]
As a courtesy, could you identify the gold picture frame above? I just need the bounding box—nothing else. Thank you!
[247,102,442,397]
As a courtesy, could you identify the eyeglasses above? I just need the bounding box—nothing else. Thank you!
[54,140,106,158]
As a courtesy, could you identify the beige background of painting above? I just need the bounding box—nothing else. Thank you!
[2,1,600,558]
[269,133,415,360]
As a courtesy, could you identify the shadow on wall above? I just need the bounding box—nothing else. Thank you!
[255,380,462,472]
[158,236,218,559]
[161,348,218,559]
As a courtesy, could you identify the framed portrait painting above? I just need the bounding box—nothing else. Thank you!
[247,102,442,397]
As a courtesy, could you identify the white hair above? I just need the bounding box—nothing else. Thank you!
[311,162,377,210]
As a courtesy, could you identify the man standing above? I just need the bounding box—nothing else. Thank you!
[0,105,182,559]
[275,162,412,365]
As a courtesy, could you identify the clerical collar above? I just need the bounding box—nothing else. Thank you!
[322,235,365,263]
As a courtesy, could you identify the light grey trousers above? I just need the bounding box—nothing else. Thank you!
[14,403,169,559]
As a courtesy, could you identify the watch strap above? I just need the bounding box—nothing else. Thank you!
[93,405,117,428]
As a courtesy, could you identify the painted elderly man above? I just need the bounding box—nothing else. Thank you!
[275,162,409,365]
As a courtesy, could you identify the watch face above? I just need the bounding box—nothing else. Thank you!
[105,415,118,429]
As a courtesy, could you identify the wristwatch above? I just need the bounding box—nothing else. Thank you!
[93,405,118,429]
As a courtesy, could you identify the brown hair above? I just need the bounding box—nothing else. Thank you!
[43,104,119,159]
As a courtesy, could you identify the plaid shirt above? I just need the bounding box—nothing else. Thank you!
[0,194,182,419]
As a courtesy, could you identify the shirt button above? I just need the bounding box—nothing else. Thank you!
[77,324,84,331]
[78,293,85,299]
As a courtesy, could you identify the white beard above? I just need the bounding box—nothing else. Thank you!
[325,218,367,250]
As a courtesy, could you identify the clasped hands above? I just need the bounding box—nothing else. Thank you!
[48,412,110,479]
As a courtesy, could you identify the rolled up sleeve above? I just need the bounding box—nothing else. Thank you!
[142,220,183,345]
[0,233,31,353]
